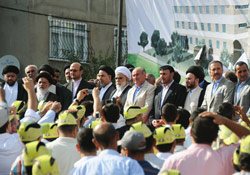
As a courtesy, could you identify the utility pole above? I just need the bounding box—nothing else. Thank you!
[116,0,123,67]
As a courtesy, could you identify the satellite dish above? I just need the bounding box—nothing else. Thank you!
[0,55,20,80]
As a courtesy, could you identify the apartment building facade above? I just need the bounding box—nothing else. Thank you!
[172,0,250,63]
[0,0,127,77]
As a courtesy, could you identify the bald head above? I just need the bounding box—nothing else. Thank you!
[70,62,83,81]
[93,122,116,148]
[25,65,38,82]
[132,67,146,86]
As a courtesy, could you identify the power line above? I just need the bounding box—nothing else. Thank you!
[0,5,127,27]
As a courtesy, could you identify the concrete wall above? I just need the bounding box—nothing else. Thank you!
[0,0,126,77]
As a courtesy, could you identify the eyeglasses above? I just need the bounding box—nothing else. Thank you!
[26,70,35,74]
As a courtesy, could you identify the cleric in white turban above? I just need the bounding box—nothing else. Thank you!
[115,66,131,81]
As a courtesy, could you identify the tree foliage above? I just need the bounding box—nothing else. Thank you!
[220,48,233,68]
[170,31,180,47]
[138,31,149,51]
[155,38,167,56]
[151,30,160,48]
[172,41,183,63]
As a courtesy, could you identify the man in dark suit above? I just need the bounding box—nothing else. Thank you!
[65,62,95,103]
[149,65,186,124]
[97,65,116,102]
[2,65,27,106]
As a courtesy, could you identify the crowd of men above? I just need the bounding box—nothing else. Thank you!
[0,60,250,175]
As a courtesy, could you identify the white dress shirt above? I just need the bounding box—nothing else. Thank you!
[99,82,112,100]
[72,78,82,100]
[161,80,174,107]
[4,82,18,106]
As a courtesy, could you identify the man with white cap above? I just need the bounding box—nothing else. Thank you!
[110,66,132,111]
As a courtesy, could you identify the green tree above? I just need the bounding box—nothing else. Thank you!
[172,41,183,63]
[170,31,180,47]
[151,30,160,48]
[155,38,167,56]
[220,48,233,68]
[138,31,149,51]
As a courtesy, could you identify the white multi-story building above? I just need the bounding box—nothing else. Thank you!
[172,0,250,63]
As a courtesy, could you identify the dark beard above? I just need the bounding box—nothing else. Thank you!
[7,81,15,86]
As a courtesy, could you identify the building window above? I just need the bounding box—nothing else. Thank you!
[199,6,203,14]
[186,6,189,13]
[174,6,178,13]
[114,28,128,59]
[209,40,212,47]
[222,24,226,32]
[190,37,193,44]
[180,6,183,13]
[216,40,220,49]
[221,6,225,14]
[182,22,185,29]
[194,23,198,30]
[206,6,210,14]
[223,41,227,48]
[192,6,195,13]
[195,38,199,45]
[201,23,205,31]
[188,22,192,29]
[49,18,88,62]
[207,23,211,31]
[214,6,218,14]
[176,21,180,28]
[239,23,247,28]
[216,24,219,32]
[235,4,249,9]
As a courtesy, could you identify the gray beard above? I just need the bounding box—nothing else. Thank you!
[116,81,127,91]
[37,88,49,96]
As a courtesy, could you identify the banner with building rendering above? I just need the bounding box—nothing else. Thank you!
[126,0,250,80]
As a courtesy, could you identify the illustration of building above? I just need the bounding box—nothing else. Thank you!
[172,0,250,63]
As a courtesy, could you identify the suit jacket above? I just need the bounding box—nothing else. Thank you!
[55,84,72,110]
[109,85,131,107]
[109,85,131,114]
[234,77,250,117]
[201,77,235,112]
[124,81,155,119]
[65,78,95,102]
[101,84,116,101]
[149,82,187,122]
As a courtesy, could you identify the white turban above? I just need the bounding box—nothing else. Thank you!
[115,66,131,80]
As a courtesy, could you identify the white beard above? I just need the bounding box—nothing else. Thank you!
[37,88,49,101]
[116,81,127,92]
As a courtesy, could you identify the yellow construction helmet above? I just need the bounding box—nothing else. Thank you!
[68,105,86,119]
[17,122,42,142]
[32,155,59,175]
[130,121,152,138]
[42,123,59,139]
[171,124,186,139]
[23,141,49,166]
[153,126,175,145]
